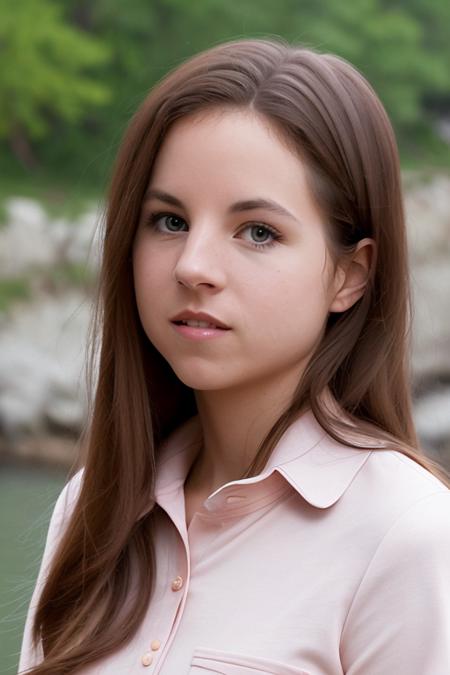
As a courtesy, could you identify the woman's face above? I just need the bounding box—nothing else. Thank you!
[133,109,344,393]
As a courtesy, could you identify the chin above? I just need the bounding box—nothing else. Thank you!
[167,362,239,392]
[172,372,232,391]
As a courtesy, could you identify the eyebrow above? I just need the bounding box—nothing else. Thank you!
[144,188,299,222]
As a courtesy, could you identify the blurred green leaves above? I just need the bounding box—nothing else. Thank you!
[0,0,449,179]
[0,0,111,142]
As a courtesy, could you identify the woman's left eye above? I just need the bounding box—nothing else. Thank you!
[240,223,282,249]
[145,212,282,250]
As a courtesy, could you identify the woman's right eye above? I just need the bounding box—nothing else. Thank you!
[146,212,187,232]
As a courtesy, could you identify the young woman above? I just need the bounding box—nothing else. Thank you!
[19,37,450,675]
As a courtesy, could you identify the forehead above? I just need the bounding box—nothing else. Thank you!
[163,107,289,148]
[149,108,312,200]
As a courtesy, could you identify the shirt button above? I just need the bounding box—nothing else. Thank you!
[141,652,153,666]
[171,575,184,591]
[151,639,161,651]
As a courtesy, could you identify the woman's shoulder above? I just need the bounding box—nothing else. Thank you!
[46,468,84,544]
[346,443,450,539]
[326,402,449,503]
[317,393,449,509]
[340,458,450,673]
[55,467,84,511]
[362,444,448,498]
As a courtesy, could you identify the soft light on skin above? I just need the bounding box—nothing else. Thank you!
[132,108,374,494]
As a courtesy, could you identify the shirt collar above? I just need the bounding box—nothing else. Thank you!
[153,408,374,511]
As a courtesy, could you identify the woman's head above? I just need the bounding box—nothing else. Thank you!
[103,36,407,439]
[132,106,374,400]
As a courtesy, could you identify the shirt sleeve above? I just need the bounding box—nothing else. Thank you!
[340,489,450,675]
[17,470,83,674]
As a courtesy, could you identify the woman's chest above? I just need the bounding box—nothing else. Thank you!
[81,492,375,675]
[101,500,367,674]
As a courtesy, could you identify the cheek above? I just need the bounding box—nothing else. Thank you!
[247,266,329,361]
[247,261,329,326]
[133,242,169,299]
[132,245,172,341]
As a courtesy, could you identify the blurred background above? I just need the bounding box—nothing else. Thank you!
[1,1,449,672]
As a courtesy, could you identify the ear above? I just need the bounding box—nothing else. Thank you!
[329,238,376,313]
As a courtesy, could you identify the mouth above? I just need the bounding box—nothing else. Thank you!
[172,319,230,330]
[170,309,232,330]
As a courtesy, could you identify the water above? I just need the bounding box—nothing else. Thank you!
[0,462,66,675]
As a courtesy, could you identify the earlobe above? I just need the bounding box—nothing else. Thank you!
[329,238,376,313]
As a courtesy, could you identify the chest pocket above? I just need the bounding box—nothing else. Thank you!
[190,647,310,674]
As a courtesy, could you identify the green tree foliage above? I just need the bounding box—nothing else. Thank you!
[1,0,449,177]
[0,0,111,166]
[389,0,450,114]
[217,0,450,129]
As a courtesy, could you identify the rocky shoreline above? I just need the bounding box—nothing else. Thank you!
[1,172,449,471]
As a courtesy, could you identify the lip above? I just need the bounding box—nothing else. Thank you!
[171,322,230,341]
[170,309,231,330]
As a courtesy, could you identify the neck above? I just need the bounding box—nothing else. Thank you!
[186,373,334,497]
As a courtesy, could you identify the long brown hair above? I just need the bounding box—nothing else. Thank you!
[28,37,449,674]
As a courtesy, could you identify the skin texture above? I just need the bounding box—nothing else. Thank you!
[132,108,374,499]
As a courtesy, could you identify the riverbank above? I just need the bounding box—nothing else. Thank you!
[1,171,449,470]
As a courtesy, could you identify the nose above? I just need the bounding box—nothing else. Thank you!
[173,226,226,290]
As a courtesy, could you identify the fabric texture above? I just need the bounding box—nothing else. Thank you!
[18,409,450,674]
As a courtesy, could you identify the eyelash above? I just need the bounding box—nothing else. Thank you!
[144,211,283,250]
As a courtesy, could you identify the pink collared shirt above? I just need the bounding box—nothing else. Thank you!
[19,410,450,674]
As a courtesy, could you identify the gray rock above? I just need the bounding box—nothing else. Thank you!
[0,196,103,277]
[414,387,450,445]
[0,292,91,439]
[1,175,449,466]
